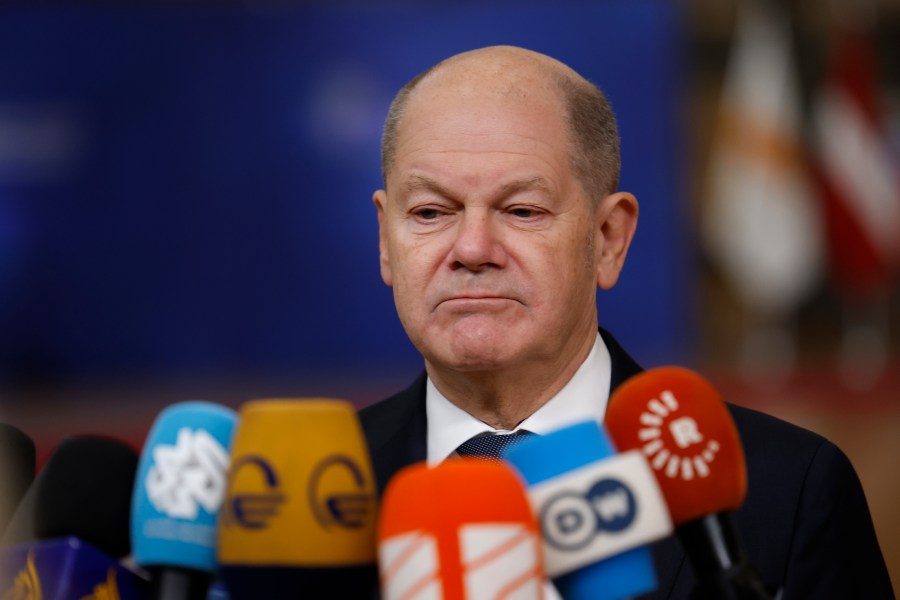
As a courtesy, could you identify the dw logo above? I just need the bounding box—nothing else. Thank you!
[541,478,637,551]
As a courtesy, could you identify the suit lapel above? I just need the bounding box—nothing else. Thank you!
[600,327,686,600]
[361,371,428,498]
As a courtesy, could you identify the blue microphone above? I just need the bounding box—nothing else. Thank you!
[131,401,238,600]
[1,537,149,599]
[503,420,672,600]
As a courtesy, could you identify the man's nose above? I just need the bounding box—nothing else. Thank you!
[448,210,506,272]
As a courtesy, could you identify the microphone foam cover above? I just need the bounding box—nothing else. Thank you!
[131,401,238,572]
[606,366,747,525]
[218,399,378,599]
[378,459,544,600]
[219,399,377,566]
[1,537,150,599]
[0,423,35,535]
[2,435,137,559]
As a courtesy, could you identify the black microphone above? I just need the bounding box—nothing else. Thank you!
[0,423,35,537]
[2,435,137,555]
[0,435,150,598]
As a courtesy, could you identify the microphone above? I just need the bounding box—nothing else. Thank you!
[377,459,545,600]
[605,366,772,600]
[217,398,378,598]
[2,435,138,555]
[0,423,35,537]
[503,421,673,600]
[131,401,238,600]
[1,537,149,599]
[0,435,149,598]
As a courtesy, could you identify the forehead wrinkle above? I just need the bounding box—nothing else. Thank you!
[402,172,554,205]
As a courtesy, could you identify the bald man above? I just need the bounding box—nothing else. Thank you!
[360,46,893,599]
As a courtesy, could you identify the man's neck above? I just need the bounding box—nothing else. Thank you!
[424,331,597,430]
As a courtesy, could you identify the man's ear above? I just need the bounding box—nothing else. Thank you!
[373,189,393,286]
[594,191,639,290]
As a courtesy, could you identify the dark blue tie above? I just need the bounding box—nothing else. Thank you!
[455,430,534,461]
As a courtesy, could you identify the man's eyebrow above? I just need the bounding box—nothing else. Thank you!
[404,175,452,197]
[496,177,551,197]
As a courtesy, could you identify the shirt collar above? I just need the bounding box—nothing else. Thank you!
[425,332,611,465]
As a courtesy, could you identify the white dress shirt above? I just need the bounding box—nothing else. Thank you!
[426,332,612,464]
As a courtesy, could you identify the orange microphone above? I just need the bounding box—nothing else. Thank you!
[378,459,545,600]
[606,367,771,599]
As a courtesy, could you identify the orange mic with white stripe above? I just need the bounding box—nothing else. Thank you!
[377,459,545,600]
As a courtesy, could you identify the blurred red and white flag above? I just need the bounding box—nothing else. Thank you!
[702,0,823,317]
[811,13,900,301]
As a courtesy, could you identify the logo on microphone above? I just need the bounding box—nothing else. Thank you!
[6,551,42,600]
[637,390,721,480]
[82,567,121,600]
[308,454,373,530]
[380,525,542,600]
[145,427,229,519]
[540,478,637,551]
[146,427,228,520]
[223,455,286,529]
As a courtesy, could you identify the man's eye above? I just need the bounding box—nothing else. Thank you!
[415,208,442,220]
[509,207,537,218]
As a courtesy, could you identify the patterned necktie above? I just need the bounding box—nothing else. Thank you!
[455,430,534,461]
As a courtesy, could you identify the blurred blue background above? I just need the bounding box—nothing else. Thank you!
[0,1,686,389]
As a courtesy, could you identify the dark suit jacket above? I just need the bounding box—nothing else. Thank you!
[359,329,894,599]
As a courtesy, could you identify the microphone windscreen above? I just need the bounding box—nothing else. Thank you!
[2,436,137,559]
[605,366,747,525]
[131,401,237,573]
[1,537,149,599]
[218,399,377,598]
[504,421,670,600]
[378,459,544,600]
[0,423,35,536]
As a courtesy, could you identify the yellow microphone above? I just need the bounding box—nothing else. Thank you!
[217,399,378,598]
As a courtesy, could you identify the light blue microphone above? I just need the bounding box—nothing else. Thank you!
[504,420,672,600]
[131,401,238,599]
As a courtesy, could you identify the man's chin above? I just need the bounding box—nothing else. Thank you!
[429,343,518,374]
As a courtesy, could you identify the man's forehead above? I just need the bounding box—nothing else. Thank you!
[411,47,565,103]
[398,59,568,142]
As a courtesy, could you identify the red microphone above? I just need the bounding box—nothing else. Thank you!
[606,366,771,600]
[377,459,545,600]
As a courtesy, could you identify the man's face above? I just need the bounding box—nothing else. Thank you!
[374,76,603,375]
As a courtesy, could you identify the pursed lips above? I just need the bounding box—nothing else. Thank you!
[435,294,521,310]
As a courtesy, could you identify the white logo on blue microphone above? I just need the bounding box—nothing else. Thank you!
[146,427,229,519]
[541,478,637,551]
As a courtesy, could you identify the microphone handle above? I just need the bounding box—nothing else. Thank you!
[147,566,212,600]
[677,513,773,600]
